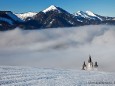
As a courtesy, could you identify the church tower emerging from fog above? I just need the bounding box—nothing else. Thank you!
[82,55,98,71]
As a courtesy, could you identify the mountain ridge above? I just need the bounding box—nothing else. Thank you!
[0,5,115,31]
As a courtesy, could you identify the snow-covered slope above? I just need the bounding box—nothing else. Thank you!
[86,11,97,17]
[0,66,115,86]
[75,11,103,21]
[16,12,37,20]
[32,5,82,28]
[75,11,89,18]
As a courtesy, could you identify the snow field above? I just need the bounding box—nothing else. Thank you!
[0,66,115,86]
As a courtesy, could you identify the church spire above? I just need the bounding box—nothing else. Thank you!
[82,61,86,70]
[81,55,98,71]
[88,55,92,63]
[94,62,98,68]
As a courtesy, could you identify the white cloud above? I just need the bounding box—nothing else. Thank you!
[0,25,115,72]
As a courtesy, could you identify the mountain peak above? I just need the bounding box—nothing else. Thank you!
[43,5,58,13]
[49,5,57,8]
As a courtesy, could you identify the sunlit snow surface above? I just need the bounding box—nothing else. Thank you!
[75,11,103,21]
[0,66,115,86]
[43,5,60,13]
[16,12,37,20]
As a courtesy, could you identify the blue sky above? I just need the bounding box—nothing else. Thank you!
[0,0,115,16]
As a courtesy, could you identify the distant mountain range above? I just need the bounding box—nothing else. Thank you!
[0,5,115,31]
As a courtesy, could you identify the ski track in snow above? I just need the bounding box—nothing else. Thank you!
[0,66,115,86]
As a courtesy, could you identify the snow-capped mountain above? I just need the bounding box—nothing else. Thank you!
[74,11,103,24]
[24,5,83,29]
[16,12,37,20]
[74,10,115,25]
[0,5,115,31]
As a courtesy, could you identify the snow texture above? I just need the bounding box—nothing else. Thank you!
[0,66,115,86]
[16,12,37,20]
[86,11,103,21]
[43,5,59,13]
[76,11,89,18]
[86,11,96,17]
[75,11,103,21]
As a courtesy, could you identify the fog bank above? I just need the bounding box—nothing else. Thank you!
[0,25,115,72]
